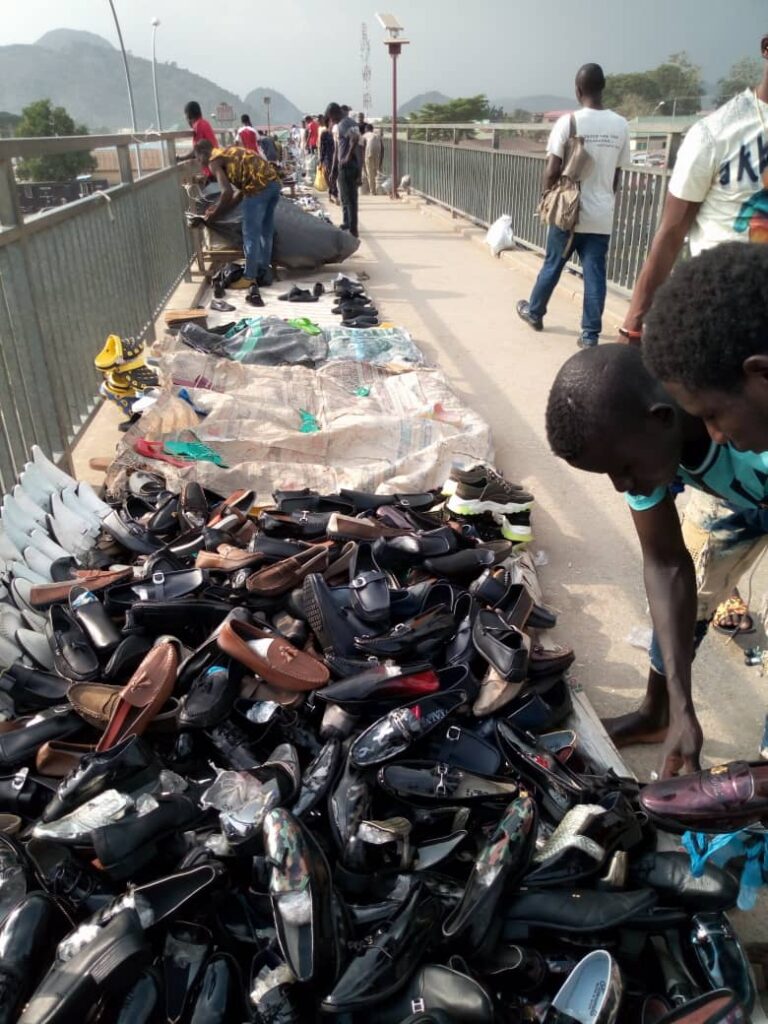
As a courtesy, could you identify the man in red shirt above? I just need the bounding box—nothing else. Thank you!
[177,101,219,175]
[236,114,259,152]
[306,115,319,154]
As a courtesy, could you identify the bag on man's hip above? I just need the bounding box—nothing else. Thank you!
[537,114,594,232]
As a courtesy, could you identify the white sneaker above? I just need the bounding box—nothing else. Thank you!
[28,530,70,563]
[51,493,99,540]
[22,547,54,582]
[0,606,23,645]
[0,516,33,557]
[21,608,46,631]
[20,464,57,504]
[0,635,22,668]
[16,628,55,671]
[61,488,102,533]
[10,487,47,523]
[9,561,48,586]
[46,513,94,559]
[0,530,22,564]
[76,482,111,520]
[31,445,78,490]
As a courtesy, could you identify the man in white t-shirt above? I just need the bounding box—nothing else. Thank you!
[517,63,630,347]
[620,34,768,342]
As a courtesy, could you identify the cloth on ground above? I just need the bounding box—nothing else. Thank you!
[178,318,328,367]
[325,326,425,369]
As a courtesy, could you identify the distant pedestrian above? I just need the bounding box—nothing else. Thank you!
[319,115,338,203]
[258,131,279,163]
[516,63,630,347]
[236,114,259,152]
[306,115,319,154]
[363,125,383,195]
[326,102,361,236]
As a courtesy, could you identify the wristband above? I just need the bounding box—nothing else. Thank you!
[618,327,642,340]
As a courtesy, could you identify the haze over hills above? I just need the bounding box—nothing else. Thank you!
[0,29,303,132]
[398,92,453,116]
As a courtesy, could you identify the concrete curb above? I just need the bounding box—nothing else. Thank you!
[403,194,630,333]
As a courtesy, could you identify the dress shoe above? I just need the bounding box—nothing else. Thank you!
[218,617,329,691]
[688,913,756,1015]
[0,707,83,769]
[443,795,536,952]
[470,567,556,629]
[0,664,71,712]
[0,892,72,1024]
[188,952,244,1023]
[294,739,343,817]
[204,744,300,843]
[503,674,573,733]
[249,949,302,1023]
[36,740,96,778]
[264,808,342,983]
[0,834,33,926]
[68,682,178,733]
[26,837,116,911]
[162,921,212,1024]
[372,527,457,570]
[496,720,589,820]
[45,604,100,681]
[107,968,163,1024]
[179,660,243,729]
[655,991,749,1023]
[91,790,203,880]
[316,664,440,709]
[302,572,376,657]
[246,543,331,596]
[350,689,468,768]
[19,907,150,1024]
[32,788,136,844]
[354,607,457,661]
[16,628,56,672]
[96,638,179,751]
[628,853,739,913]
[328,750,371,858]
[374,963,495,1024]
[205,719,264,770]
[41,735,159,823]
[502,887,656,939]
[69,587,121,652]
[472,607,531,682]
[544,949,623,1023]
[640,760,768,833]
[321,883,440,1013]
[378,761,519,803]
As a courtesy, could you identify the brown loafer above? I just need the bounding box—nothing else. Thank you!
[218,618,329,691]
[68,682,180,732]
[95,638,180,752]
[326,513,411,541]
[29,568,133,609]
[195,544,267,572]
[246,544,330,596]
[529,644,575,679]
[640,760,768,833]
[36,740,96,778]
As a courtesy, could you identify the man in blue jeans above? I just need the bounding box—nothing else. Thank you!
[517,64,630,348]
[195,140,282,294]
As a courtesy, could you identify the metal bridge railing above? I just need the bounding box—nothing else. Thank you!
[0,131,193,489]
[384,125,677,296]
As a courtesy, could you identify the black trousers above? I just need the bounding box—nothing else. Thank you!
[339,164,359,237]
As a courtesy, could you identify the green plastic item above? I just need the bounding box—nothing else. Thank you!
[298,409,320,434]
[287,317,323,336]
[354,386,370,397]
[163,438,228,467]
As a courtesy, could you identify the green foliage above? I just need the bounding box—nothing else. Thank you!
[716,57,762,106]
[407,94,495,140]
[604,52,703,118]
[0,111,21,138]
[15,99,96,182]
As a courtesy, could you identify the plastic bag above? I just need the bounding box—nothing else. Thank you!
[314,164,328,192]
[485,215,516,257]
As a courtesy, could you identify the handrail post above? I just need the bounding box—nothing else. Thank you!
[491,129,500,151]
[451,144,457,218]
[0,160,22,228]
[117,143,134,184]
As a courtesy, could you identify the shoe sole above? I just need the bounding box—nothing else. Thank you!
[497,518,533,544]
[302,576,334,654]
[446,495,533,515]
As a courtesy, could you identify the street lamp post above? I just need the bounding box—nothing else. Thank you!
[106,0,142,177]
[376,13,408,200]
[151,17,162,132]
[264,96,272,134]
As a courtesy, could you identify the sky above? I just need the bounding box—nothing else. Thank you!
[3,0,767,112]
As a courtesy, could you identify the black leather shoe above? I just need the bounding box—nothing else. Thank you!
[180,482,209,532]
[302,572,373,656]
[26,837,116,912]
[249,949,302,1023]
[443,795,536,952]
[321,883,440,1013]
[294,739,343,817]
[108,968,162,1024]
[92,791,204,881]
[328,750,371,859]
[69,587,121,653]
[0,665,71,712]
[374,963,496,1024]
[206,719,264,770]
[372,527,457,571]
[354,607,456,661]
[348,541,390,624]
[103,634,155,682]
[0,707,83,769]
[496,720,587,820]
[0,892,71,1024]
[688,912,756,1015]
[179,659,243,729]
[186,952,245,1023]
[45,605,100,681]
[19,908,150,1024]
[628,853,739,912]
[350,689,468,768]
[378,761,519,803]
[41,735,159,824]
[162,921,212,1024]
[264,808,342,984]
[471,608,530,682]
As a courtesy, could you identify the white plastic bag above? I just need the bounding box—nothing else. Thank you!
[485,215,516,257]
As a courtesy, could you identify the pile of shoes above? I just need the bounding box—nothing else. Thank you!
[93,334,159,414]
[0,449,757,1022]
[331,274,381,328]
